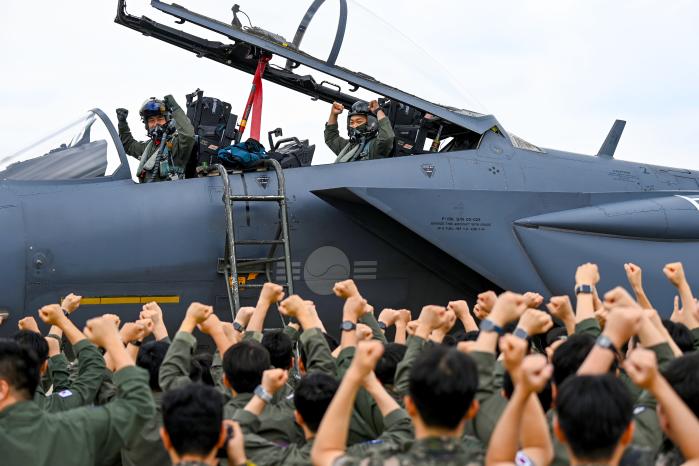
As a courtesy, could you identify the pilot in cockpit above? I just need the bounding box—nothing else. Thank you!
[325,100,395,163]
[116,95,195,182]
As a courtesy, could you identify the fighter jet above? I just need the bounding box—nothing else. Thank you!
[1,0,697,338]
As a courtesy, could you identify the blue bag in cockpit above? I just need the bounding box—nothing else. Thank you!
[217,138,268,169]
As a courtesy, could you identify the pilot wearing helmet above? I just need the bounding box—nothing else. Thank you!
[325,99,395,163]
[116,94,194,182]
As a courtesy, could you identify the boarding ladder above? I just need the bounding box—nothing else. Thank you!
[215,159,294,319]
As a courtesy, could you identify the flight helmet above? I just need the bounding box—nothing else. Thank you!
[347,101,378,143]
[139,97,171,141]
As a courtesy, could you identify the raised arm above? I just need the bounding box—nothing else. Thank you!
[312,341,384,466]
[624,263,654,309]
[625,348,699,462]
[159,302,212,391]
[247,283,285,336]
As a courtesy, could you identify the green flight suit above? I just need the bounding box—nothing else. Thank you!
[325,118,395,163]
[33,339,105,412]
[0,366,155,466]
[332,436,486,466]
[121,390,169,466]
[234,407,413,466]
[463,350,505,449]
[118,95,195,182]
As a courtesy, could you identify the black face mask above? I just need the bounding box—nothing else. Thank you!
[147,124,166,143]
[348,123,369,144]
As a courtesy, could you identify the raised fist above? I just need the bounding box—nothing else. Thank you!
[333,280,360,300]
[447,300,470,321]
[489,292,527,326]
[140,302,163,325]
[368,100,380,113]
[259,283,285,306]
[352,340,384,378]
[663,262,687,287]
[279,295,306,318]
[356,323,373,341]
[61,293,82,314]
[331,102,344,115]
[116,108,128,123]
[198,314,223,336]
[163,94,179,111]
[624,263,643,290]
[518,308,553,336]
[546,295,574,322]
[603,287,638,310]
[575,263,600,286]
[378,308,400,327]
[519,354,553,394]
[522,292,544,309]
[84,316,121,349]
[417,305,447,331]
[185,302,213,324]
[18,316,40,334]
[476,291,498,314]
[38,305,65,326]
[343,296,367,321]
[261,368,288,395]
[623,348,659,390]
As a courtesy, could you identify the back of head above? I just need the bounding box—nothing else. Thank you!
[136,341,170,391]
[294,372,339,433]
[662,320,694,354]
[556,374,633,462]
[262,330,293,370]
[375,343,407,386]
[0,339,40,400]
[162,384,223,457]
[661,352,699,416]
[13,330,48,364]
[190,352,215,386]
[409,345,478,429]
[552,334,595,387]
[222,340,270,393]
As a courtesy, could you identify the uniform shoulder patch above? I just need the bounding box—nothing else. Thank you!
[57,389,74,398]
[634,406,647,415]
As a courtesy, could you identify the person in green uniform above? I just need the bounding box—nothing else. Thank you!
[116,94,195,182]
[312,340,481,466]
[325,100,395,163]
[0,311,155,466]
[160,383,248,466]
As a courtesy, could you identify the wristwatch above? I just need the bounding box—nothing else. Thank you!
[254,385,273,403]
[575,284,594,295]
[129,340,143,347]
[340,320,357,332]
[378,321,387,331]
[62,308,71,317]
[232,321,245,333]
[479,319,504,336]
[513,327,529,340]
[595,334,618,354]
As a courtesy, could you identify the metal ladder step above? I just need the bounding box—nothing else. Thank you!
[216,159,294,320]
[229,195,284,201]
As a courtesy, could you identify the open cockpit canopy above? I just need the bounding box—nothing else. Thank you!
[117,0,508,148]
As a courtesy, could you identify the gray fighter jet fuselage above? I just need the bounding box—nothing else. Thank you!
[0,1,697,339]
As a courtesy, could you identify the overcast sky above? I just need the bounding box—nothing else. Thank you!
[1,0,697,169]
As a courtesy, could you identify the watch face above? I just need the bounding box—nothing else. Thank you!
[340,321,356,331]
[480,320,494,332]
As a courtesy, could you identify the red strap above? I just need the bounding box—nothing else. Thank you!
[250,56,270,141]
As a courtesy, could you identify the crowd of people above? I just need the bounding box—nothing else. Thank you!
[1,261,699,466]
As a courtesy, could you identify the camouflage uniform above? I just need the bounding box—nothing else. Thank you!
[332,436,484,466]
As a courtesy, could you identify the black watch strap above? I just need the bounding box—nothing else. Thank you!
[378,321,387,331]
[480,319,504,336]
[575,284,594,295]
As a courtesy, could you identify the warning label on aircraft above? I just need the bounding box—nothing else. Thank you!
[430,216,492,232]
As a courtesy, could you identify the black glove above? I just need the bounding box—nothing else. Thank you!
[116,108,128,123]
[163,94,179,111]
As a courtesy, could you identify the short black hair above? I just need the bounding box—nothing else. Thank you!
[299,332,338,369]
[13,330,49,364]
[546,327,568,348]
[262,330,293,370]
[136,341,169,391]
[294,372,339,432]
[662,320,694,354]
[222,340,270,393]
[162,384,223,457]
[552,334,595,387]
[556,374,633,462]
[375,343,406,386]
[661,352,699,417]
[190,352,214,386]
[503,370,553,412]
[0,339,40,399]
[409,346,478,429]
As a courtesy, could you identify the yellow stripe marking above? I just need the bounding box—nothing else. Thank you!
[76,296,181,305]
